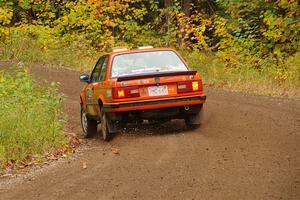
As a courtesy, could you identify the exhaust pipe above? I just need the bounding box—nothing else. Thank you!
[184,106,190,111]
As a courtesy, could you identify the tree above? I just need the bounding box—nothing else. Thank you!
[182,0,191,17]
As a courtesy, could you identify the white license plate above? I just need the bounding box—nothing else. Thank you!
[148,85,168,96]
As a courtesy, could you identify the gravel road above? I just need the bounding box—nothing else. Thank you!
[0,64,299,200]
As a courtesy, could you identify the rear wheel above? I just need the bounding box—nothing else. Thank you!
[81,106,97,138]
[185,105,204,129]
[100,109,113,141]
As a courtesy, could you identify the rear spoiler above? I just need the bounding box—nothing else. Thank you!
[116,71,197,81]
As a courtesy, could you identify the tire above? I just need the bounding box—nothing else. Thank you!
[81,106,97,138]
[185,117,200,129]
[185,105,204,129]
[99,109,113,141]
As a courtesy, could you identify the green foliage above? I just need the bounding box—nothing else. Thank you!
[181,49,300,97]
[0,66,67,166]
[0,0,298,60]
[0,0,299,96]
[215,0,300,64]
[52,0,153,49]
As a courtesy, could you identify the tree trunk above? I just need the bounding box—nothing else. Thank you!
[164,0,172,46]
[182,0,191,17]
[179,0,191,46]
[164,0,172,8]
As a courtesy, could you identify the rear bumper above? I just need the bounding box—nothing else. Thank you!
[103,95,206,112]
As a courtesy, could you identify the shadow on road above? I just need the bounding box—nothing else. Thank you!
[90,119,198,140]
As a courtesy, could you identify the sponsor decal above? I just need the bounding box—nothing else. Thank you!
[106,90,112,98]
[141,88,146,96]
[86,89,93,103]
[121,81,128,86]
[155,77,160,86]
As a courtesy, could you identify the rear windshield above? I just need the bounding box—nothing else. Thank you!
[111,50,188,78]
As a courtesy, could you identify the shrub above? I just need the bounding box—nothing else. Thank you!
[0,66,67,168]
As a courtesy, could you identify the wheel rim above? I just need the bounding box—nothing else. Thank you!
[100,112,108,140]
[81,111,88,136]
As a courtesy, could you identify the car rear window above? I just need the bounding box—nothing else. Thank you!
[111,50,188,78]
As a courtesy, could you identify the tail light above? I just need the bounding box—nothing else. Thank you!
[177,81,202,93]
[112,86,140,99]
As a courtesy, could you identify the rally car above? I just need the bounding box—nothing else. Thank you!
[79,46,206,141]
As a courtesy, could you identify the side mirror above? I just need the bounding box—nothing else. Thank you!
[79,74,90,83]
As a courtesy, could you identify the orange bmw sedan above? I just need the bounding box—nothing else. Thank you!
[79,46,206,141]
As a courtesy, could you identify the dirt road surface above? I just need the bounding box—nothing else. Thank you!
[0,64,300,200]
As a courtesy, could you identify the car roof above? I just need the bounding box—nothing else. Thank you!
[107,47,176,57]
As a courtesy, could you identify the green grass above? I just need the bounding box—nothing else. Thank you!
[0,25,97,71]
[0,67,67,170]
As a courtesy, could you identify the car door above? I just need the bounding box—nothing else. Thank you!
[85,56,105,116]
[92,55,109,116]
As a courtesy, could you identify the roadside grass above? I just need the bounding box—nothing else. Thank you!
[0,26,299,97]
[0,25,97,71]
[0,66,67,172]
[181,50,300,97]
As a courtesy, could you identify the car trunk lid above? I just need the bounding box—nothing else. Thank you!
[112,71,203,101]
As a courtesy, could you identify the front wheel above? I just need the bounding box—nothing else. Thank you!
[81,106,97,138]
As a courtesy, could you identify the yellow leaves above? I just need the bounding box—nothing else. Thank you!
[277,0,298,9]
[103,19,116,27]
[274,69,289,83]
[0,7,13,25]
[262,28,283,41]
[0,8,13,36]
[212,16,234,50]
[111,148,120,155]
[264,14,279,28]
[131,7,147,20]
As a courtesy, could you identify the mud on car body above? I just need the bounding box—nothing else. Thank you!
[79,46,206,141]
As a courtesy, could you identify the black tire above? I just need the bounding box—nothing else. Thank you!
[185,117,201,129]
[185,105,204,129]
[99,109,113,141]
[80,106,97,138]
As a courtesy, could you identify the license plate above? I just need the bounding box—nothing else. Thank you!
[148,85,168,96]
